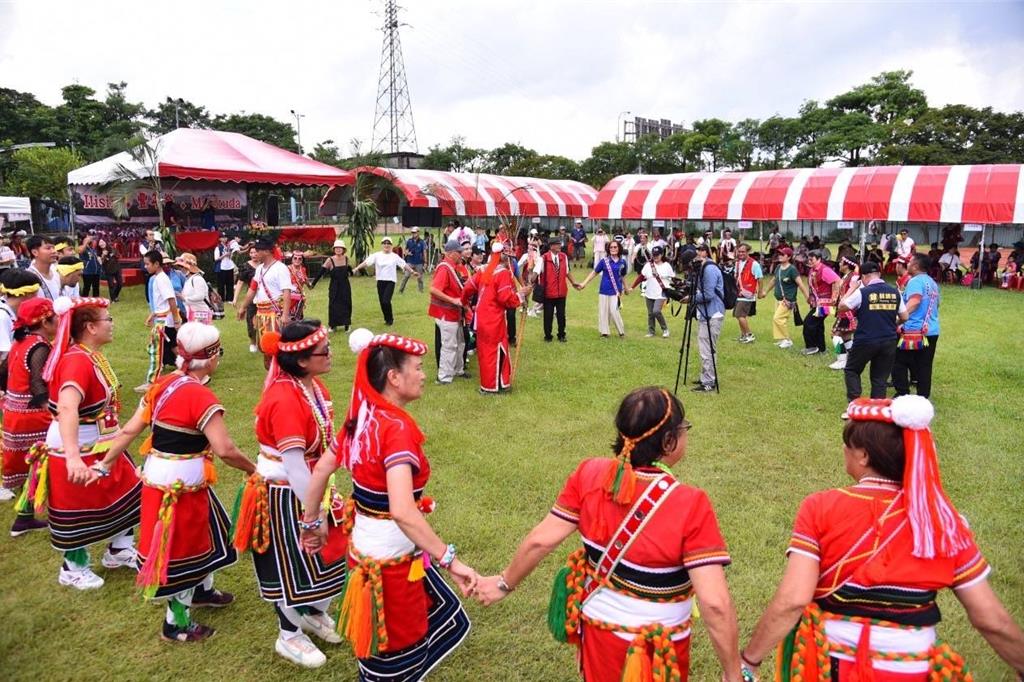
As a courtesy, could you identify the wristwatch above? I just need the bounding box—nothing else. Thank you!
[497,574,514,594]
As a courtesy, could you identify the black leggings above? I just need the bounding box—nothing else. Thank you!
[81,274,101,297]
[105,272,122,301]
[377,280,396,325]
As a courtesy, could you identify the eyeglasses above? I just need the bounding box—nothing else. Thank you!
[100,316,114,322]
[679,420,693,433]
[309,346,332,357]
[216,347,225,357]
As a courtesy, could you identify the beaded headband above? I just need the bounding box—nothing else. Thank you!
[177,340,222,362]
[280,326,328,353]
[42,296,111,382]
[368,333,428,357]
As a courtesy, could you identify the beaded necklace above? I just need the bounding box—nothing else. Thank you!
[650,460,676,478]
[858,476,900,488]
[79,343,121,410]
[294,377,332,452]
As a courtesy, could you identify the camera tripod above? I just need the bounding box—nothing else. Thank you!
[673,269,720,395]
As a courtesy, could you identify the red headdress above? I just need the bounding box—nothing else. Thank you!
[14,298,54,330]
[42,297,110,382]
[846,396,970,559]
[337,328,427,470]
[259,325,329,389]
[480,241,505,285]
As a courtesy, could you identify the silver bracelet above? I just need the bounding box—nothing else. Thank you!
[497,574,514,594]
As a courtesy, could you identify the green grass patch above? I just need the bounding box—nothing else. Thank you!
[1,270,1021,680]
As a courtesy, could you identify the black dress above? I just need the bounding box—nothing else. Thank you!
[314,257,352,329]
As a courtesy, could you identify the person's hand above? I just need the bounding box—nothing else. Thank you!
[66,457,93,486]
[85,462,109,486]
[446,558,479,597]
[473,575,510,606]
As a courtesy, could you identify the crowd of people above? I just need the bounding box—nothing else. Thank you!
[0,224,1022,681]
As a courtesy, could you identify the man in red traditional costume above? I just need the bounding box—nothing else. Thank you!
[1,297,56,536]
[473,387,745,682]
[29,297,141,590]
[740,395,1024,680]
[461,242,526,394]
[233,320,347,668]
[300,328,476,682]
[90,322,256,642]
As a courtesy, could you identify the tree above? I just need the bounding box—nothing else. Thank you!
[691,118,732,171]
[579,141,638,188]
[484,143,537,175]
[52,84,109,159]
[3,146,84,202]
[420,136,484,172]
[756,116,801,169]
[0,88,56,145]
[145,97,211,134]
[724,118,759,171]
[95,82,146,158]
[309,139,345,167]
[792,100,835,167]
[212,112,296,151]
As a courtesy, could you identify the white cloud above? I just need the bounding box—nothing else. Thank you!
[1,0,1021,162]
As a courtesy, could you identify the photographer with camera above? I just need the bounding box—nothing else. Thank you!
[688,244,725,392]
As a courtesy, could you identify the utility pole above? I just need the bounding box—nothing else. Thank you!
[370,0,418,158]
[290,109,306,223]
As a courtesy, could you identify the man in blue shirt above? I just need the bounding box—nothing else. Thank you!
[399,226,426,293]
[690,244,725,392]
[892,253,940,398]
[570,219,586,268]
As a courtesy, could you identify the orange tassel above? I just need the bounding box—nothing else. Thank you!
[340,569,374,658]
[614,462,637,505]
[203,456,218,485]
[407,556,425,582]
[232,479,257,552]
[621,635,653,682]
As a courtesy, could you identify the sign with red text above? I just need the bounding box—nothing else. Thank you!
[72,180,247,227]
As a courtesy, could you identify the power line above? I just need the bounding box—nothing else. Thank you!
[370,0,418,155]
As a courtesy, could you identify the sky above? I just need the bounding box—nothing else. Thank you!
[1,0,1022,161]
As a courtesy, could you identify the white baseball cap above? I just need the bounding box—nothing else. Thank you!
[411,226,419,232]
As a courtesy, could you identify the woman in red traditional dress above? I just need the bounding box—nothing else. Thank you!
[2,298,57,536]
[300,328,476,682]
[90,322,256,642]
[828,256,861,371]
[461,242,525,394]
[474,386,745,682]
[232,319,347,668]
[30,297,141,590]
[740,396,1024,680]
[288,252,309,321]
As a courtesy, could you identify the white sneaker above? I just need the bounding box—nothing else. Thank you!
[662,330,670,338]
[275,633,327,668]
[739,334,755,344]
[0,487,14,502]
[778,339,793,348]
[101,547,139,570]
[59,565,105,590]
[133,383,150,394]
[645,332,655,338]
[249,344,258,353]
[300,612,342,644]
[829,357,847,370]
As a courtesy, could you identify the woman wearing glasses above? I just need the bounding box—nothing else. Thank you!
[287,252,310,321]
[90,322,256,642]
[232,320,347,668]
[474,386,746,682]
[31,297,141,591]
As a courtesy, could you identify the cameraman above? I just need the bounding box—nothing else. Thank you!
[688,244,725,392]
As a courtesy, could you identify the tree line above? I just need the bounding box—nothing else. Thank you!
[1,70,1021,206]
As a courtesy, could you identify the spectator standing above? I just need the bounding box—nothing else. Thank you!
[98,240,122,302]
[628,245,674,338]
[399,227,426,293]
[592,227,608,268]
[178,253,212,324]
[892,254,941,399]
[758,246,808,349]
[837,261,906,413]
[896,228,916,260]
[213,234,239,304]
[733,243,762,343]
[718,229,737,263]
[352,236,420,326]
[25,235,60,301]
[688,245,725,392]
[77,235,102,297]
[531,238,580,342]
[802,250,841,356]
[570,219,586,268]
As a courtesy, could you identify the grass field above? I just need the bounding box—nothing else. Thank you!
[1,266,1022,681]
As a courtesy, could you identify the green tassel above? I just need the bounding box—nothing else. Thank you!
[610,460,625,497]
[228,481,245,534]
[546,566,571,643]
[778,623,797,680]
[335,573,353,635]
[14,486,30,514]
[169,598,190,628]
[64,548,89,568]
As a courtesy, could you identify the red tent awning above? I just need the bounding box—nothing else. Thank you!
[68,128,356,187]
[590,165,1024,224]
[355,166,598,218]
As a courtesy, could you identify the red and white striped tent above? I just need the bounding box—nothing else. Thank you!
[590,165,1024,224]
[355,166,598,218]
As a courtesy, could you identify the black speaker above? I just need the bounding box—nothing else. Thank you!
[267,196,280,226]
[401,206,442,228]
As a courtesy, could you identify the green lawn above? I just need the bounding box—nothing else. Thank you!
[1,269,1021,681]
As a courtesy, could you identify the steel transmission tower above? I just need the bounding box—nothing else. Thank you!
[371,0,418,155]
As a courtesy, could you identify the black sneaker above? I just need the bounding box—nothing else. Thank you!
[544,336,553,342]
[192,589,235,609]
[10,516,48,537]
[161,621,216,643]
[557,337,567,343]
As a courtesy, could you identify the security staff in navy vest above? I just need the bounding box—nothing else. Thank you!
[837,260,907,417]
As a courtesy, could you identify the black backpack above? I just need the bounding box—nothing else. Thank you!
[721,268,738,310]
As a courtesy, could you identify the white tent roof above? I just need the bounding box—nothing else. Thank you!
[0,196,31,215]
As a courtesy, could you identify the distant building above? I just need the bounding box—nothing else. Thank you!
[628,117,686,141]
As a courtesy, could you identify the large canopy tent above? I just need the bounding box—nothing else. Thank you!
[591,164,1024,225]
[0,196,33,231]
[67,128,356,187]
[320,167,598,225]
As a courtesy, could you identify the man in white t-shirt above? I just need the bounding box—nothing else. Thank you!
[896,228,916,259]
[236,238,292,348]
[353,236,420,326]
[25,235,61,301]
[137,249,183,391]
[214,233,240,304]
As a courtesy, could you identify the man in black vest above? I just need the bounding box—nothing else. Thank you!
[837,261,908,415]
